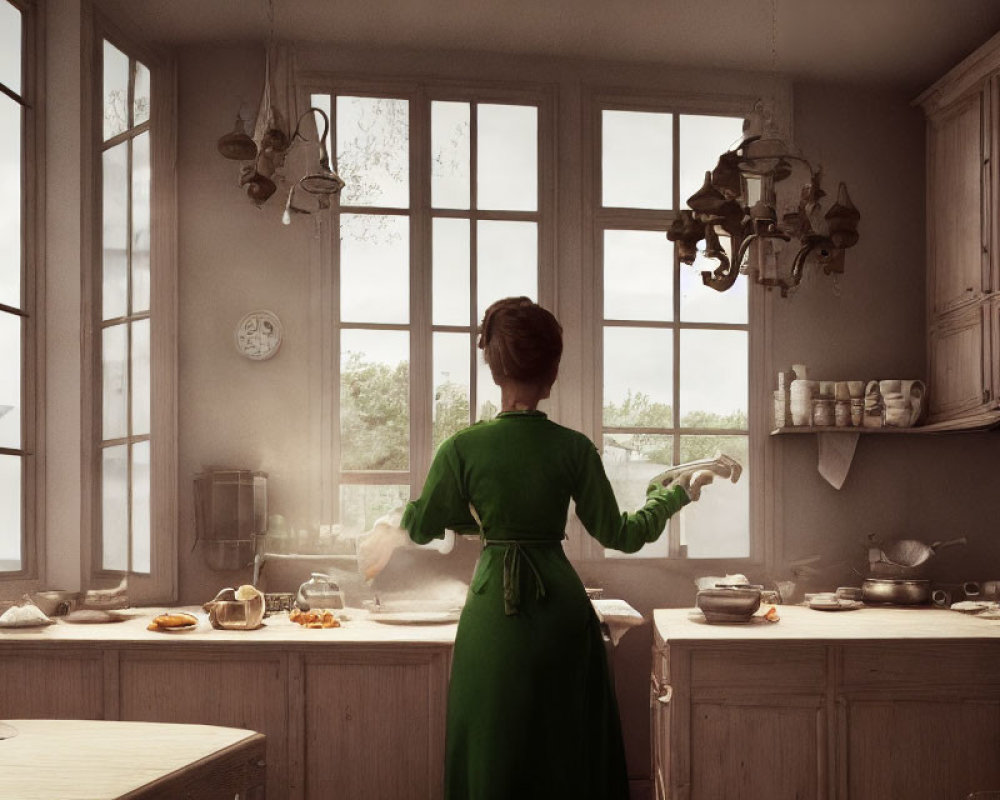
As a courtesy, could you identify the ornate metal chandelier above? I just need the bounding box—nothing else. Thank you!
[668,100,860,297]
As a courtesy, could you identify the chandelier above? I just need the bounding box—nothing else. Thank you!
[668,100,860,297]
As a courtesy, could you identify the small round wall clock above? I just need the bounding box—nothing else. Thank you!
[235,309,283,361]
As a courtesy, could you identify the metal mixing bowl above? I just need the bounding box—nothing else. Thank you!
[696,588,762,623]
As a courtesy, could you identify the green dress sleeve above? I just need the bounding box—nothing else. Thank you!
[572,438,690,554]
[402,438,479,544]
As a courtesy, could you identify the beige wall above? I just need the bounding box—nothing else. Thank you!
[164,41,1000,781]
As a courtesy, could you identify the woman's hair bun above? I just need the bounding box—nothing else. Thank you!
[478,296,562,385]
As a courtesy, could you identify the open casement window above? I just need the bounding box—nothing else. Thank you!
[586,94,763,562]
[87,20,177,602]
[0,0,40,582]
[309,84,553,534]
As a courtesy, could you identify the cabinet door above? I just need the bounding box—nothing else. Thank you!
[302,648,449,800]
[118,651,289,799]
[0,650,104,719]
[841,697,1000,800]
[928,88,989,316]
[689,698,826,799]
[927,301,990,421]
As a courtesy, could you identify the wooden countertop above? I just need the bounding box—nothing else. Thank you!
[0,606,457,647]
[0,719,264,799]
[654,604,1000,643]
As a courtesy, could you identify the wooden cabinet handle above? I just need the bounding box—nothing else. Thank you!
[657,686,673,705]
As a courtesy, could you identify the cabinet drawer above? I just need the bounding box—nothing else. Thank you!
[841,642,1000,689]
[688,644,826,691]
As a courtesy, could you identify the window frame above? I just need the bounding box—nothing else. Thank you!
[82,10,178,603]
[0,0,43,588]
[577,87,772,567]
[299,74,556,528]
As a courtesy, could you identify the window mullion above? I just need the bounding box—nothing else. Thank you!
[469,103,479,422]
[411,89,432,490]
[669,112,683,558]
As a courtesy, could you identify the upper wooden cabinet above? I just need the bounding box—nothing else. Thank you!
[917,34,1000,426]
[927,89,989,316]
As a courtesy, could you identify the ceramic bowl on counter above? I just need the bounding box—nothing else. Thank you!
[696,587,761,623]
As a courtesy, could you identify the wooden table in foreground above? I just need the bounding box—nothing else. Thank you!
[0,719,265,800]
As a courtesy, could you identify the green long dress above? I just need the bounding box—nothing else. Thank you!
[402,410,689,800]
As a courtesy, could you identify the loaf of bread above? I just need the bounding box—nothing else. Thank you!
[147,611,198,631]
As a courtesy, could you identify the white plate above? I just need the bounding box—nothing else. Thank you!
[369,611,460,625]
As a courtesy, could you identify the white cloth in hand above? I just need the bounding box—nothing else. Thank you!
[674,469,716,502]
[357,510,407,582]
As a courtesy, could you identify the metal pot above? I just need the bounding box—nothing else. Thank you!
[861,578,930,605]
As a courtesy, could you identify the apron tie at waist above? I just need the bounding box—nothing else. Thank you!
[482,538,563,616]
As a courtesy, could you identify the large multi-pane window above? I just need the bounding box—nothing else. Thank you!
[312,88,545,533]
[0,0,35,576]
[596,103,752,560]
[97,39,153,573]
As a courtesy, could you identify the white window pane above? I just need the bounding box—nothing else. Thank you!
[0,96,21,309]
[340,330,409,471]
[103,323,128,440]
[103,40,130,140]
[102,444,128,571]
[679,434,749,558]
[477,103,537,212]
[0,310,20,449]
[680,238,749,324]
[0,2,21,96]
[433,332,471,448]
[433,218,470,326]
[337,96,409,208]
[133,61,150,126]
[432,101,470,210]
[679,330,748,427]
[679,114,745,208]
[475,360,500,422]
[103,142,129,320]
[131,440,150,573]
[131,131,151,313]
[340,214,409,324]
[602,434,673,559]
[602,110,672,209]
[131,318,150,436]
[0,454,21,571]
[604,230,672,322]
[603,327,672,426]
[340,484,410,537]
[477,220,537,320]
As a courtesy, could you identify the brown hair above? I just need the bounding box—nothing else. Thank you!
[477,297,563,386]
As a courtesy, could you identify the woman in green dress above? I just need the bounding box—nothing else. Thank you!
[402,297,702,800]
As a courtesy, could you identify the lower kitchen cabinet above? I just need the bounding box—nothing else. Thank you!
[0,634,452,800]
[651,642,827,800]
[302,650,449,799]
[653,607,1000,800]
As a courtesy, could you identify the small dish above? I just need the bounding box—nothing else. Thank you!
[809,599,863,611]
[156,623,198,632]
[951,600,992,614]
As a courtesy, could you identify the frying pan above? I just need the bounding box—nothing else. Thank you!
[869,537,966,578]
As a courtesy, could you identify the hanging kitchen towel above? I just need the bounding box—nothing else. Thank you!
[816,432,859,490]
